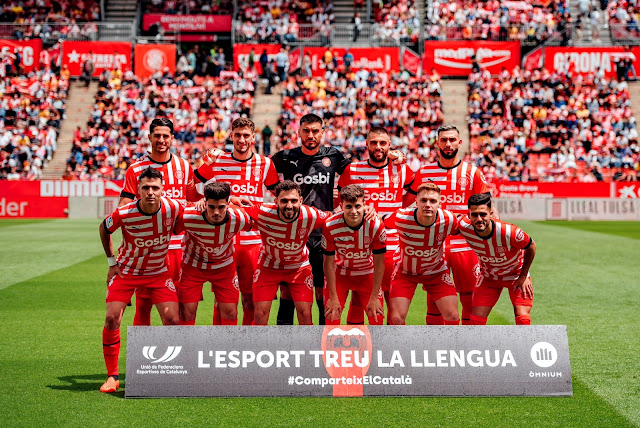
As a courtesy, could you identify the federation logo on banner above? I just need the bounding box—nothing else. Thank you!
[142,345,183,363]
[321,326,373,397]
[530,342,558,368]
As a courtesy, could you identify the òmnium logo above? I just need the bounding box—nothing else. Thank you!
[530,342,557,368]
[143,345,182,363]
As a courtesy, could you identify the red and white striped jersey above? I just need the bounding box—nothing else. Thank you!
[245,204,330,269]
[321,213,387,276]
[173,206,253,270]
[457,217,533,282]
[338,161,414,252]
[410,160,489,253]
[194,152,279,246]
[121,154,197,250]
[104,197,183,276]
[384,208,458,276]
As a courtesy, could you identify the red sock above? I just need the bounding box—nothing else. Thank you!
[469,314,488,325]
[242,308,254,326]
[179,319,196,326]
[444,319,460,325]
[212,307,221,325]
[325,319,341,325]
[133,297,152,326]
[102,327,120,376]
[459,292,473,324]
[426,297,444,325]
[221,317,237,326]
[346,300,365,325]
[515,315,531,325]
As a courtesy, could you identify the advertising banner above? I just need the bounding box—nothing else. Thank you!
[142,14,232,32]
[401,47,421,76]
[305,47,400,76]
[125,325,572,397]
[496,198,547,221]
[134,44,176,78]
[565,198,639,220]
[614,182,640,199]
[0,39,42,72]
[489,181,611,198]
[289,47,302,72]
[423,41,520,76]
[233,44,281,74]
[0,181,66,218]
[544,46,640,77]
[62,41,131,76]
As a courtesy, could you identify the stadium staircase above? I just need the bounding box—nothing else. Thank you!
[570,0,611,46]
[440,80,471,154]
[629,81,640,126]
[104,0,138,21]
[251,80,282,156]
[41,81,98,179]
[333,0,366,23]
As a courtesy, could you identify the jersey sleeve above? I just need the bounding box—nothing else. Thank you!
[264,158,280,189]
[193,163,214,184]
[336,150,352,175]
[510,226,532,250]
[407,169,423,194]
[173,211,186,235]
[371,220,387,254]
[103,209,122,234]
[235,207,256,232]
[472,168,490,195]
[383,211,397,229]
[403,165,415,189]
[243,205,260,222]
[121,167,138,200]
[449,211,460,236]
[321,229,335,255]
[337,163,352,189]
[185,164,201,202]
[270,150,285,173]
[312,207,331,229]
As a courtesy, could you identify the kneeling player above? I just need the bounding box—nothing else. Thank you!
[385,183,460,325]
[323,185,386,325]
[458,193,536,325]
[173,182,253,325]
[98,167,182,393]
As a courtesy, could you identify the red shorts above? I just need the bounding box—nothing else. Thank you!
[253,265,314,303]
[233,243,260,295]
[380,251,396,293]
[473,277,533,308]
[323,273,382,306]
[106,272,178,304]
[389,270,457,302]
[136,248,182,299]
[179,262,239,304]
[445,248,481,294]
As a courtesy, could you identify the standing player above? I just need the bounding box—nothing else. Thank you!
[407,124,497,325]
[119,117,201,326]
[323,185,386,325]
[98,167,182,393]
[194,118,279,325]
[173,182,254,325]
[337,127,414,322]
[385,183,460,326]
[243,180,331,325]
[458,193,536,325]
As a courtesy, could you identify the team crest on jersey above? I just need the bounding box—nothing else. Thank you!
[253,269,261,283]
[515,229,526,242]
[298,228,308,236]
[437,232,445,241]
[225,232,235,241]
[391,175,400,185]
[318,211,329,219]
[232,275,239,291]
[497,246,506,254]
[458,176,469,188]
[175,170,184,180]
[379,231,387,243]
[253,167,261,179]
[106,216,113,229]
[165,278,176,292]
[364,237,372,246]
[164,219,173,227]
[441,273,454,286]
[322,157,331,167]
[305,275,314,290]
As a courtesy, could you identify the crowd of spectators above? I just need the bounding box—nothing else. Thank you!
[0,0,100,42]
[276,68,444,168]
[425,0,569,45]
[373,0,420,45]
[466,66,639,182]
[65,68,257,180]
[0,67,68,180]
[607,0,640,40]
[234,0,334,44]
[142,0,233,15]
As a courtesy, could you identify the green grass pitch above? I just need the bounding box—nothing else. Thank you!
[0,219,638,427]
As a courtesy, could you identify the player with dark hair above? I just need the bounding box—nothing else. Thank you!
[173,182,254,325]
[242,180,331,325]
[337,126,414,323]
[98,167,183,393]
[323,184,386,325]
[458,193,536,325]
[385,182,460,326]
[119,118,201,326]
[196,117,279,325]
[407,124,497,325]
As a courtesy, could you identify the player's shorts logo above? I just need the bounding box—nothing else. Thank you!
[165,278,176,292]
[253,269,261,283]
[530,342,558,368]
[232,275,239,291]
[458,176,469,188]
[175,170,184,180]
[515,229,526,242]
[106,216,113,229]
[164,219,173,227]
[442,273,454,286]
[322,157,331,167]
[298,228,308,237]
[305,275,314,290]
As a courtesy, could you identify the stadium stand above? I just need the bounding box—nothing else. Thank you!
[66,69,257,180]
[142,0,233,14]
[0,67,68,180]
[373,0,420,45]
[276,71,443,168]
[466,66,640,182]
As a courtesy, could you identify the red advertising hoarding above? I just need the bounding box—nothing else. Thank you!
[0,181,67,218]
[402,47,421,75]
[305,47,400,76]
[142,14,232,32]
[233,44,281,75]
[544,46,640,77]
[134,44,176,78]
[423,41,520,76]
[62,41,132,76]
[0,39,42,73]
[289,47,301,72]
[489,181,612,198]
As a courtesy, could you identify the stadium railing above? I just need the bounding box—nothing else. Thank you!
[0,21,136,43]
[609,24,640,45]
